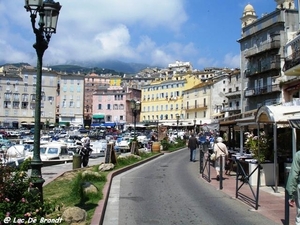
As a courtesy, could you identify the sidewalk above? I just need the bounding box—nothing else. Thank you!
[202,162,296,225]
[41,157,105,186]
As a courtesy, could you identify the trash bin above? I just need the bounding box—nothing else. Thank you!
[152,142,161,153]
[73,154,81,169]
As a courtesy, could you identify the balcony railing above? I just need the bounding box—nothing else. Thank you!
[224,90,241,97]
[221,106,241,113]
[183,104,207,110]
[283,50,300,72]
[244,40,281,58]
[244,84,280,97]
[245,61,281,77]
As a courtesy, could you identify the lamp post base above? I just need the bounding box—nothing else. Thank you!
[30,160,45,202]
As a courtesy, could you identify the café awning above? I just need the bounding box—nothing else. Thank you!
[92,114,105,119]
[256,105,300,124]
[255,105,300,192]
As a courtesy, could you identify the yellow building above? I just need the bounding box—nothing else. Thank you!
[140,73,201,125]
[109,75,122,86]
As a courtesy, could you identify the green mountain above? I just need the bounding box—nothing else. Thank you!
[1,60,152,74]
[50,65,122,75]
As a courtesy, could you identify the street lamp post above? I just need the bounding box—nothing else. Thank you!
[24,0,62,203]
[193,119,196,134]
[200,120,202,132]
[130,100,141,155]
[130,99,141,139]
[176,114,180,138]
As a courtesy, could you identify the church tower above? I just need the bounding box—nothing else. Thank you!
[275,0,295,9]
[241,4,258,29]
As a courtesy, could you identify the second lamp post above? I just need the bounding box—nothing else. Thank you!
[130,99,141,139]
[176,114,180,138]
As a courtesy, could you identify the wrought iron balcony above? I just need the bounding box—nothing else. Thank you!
[244,84,280,97]
[244,61,281,77]
[283,50,300,75]
[244,40,281,58]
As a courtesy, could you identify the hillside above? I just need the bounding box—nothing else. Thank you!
[1,60,152,74]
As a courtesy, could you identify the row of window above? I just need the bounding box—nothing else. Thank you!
[97,104,125,110]
[142,114,181,120]
[2,109,49,117]
[61,101,81,108]
[3,93,55,102]
[4,102,37,109]
[143,83,184,92]
[142,99,207,112]
[2,98,82,109]
[62,86,83,92]
[93,115,125,122]
[142,111,208,121]
[143,91,181,99]
[143,104,181,112]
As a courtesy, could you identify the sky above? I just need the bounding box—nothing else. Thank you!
[0,0,287,70]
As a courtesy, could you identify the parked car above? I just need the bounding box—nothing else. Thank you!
[115,136,132,153]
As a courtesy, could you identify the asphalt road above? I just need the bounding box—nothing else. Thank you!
[104,149,278,225]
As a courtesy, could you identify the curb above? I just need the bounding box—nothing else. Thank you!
[90,152,165,225]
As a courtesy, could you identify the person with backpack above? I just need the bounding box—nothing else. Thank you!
[187,133,199,162]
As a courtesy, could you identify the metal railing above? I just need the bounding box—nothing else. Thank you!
[235,160,261,210]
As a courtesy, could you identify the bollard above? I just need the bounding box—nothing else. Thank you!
[72,154,81,169]
[200,144,204,174]
[219,155,223,190]
[285,166,291,225]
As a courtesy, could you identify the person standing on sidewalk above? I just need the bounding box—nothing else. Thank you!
[188,133,199,162]
[213,137,228,181]
[286,151,300,225]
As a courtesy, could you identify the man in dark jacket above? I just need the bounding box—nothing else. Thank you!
[188,134,199,162]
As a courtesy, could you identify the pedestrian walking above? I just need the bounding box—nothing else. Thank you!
[286,151,300,225]
[213,137,228,181]
[187,133,199,162]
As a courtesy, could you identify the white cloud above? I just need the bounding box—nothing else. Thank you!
[223,53,241,69]
[0,0,243,70]
[196,57,219,68]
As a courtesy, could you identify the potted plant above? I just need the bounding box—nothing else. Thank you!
[244,131,269,163]
[244,131,275,186]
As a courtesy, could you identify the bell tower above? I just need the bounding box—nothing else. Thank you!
[241,4,258,29]
[275,0,295,9]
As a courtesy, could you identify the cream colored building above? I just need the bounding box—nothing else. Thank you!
[140,73,201,126]
[0,66,57,128]
[183,81,214,126]
[58,72,85,127]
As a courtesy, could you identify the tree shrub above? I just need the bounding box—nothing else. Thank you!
[0,159,60,222]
